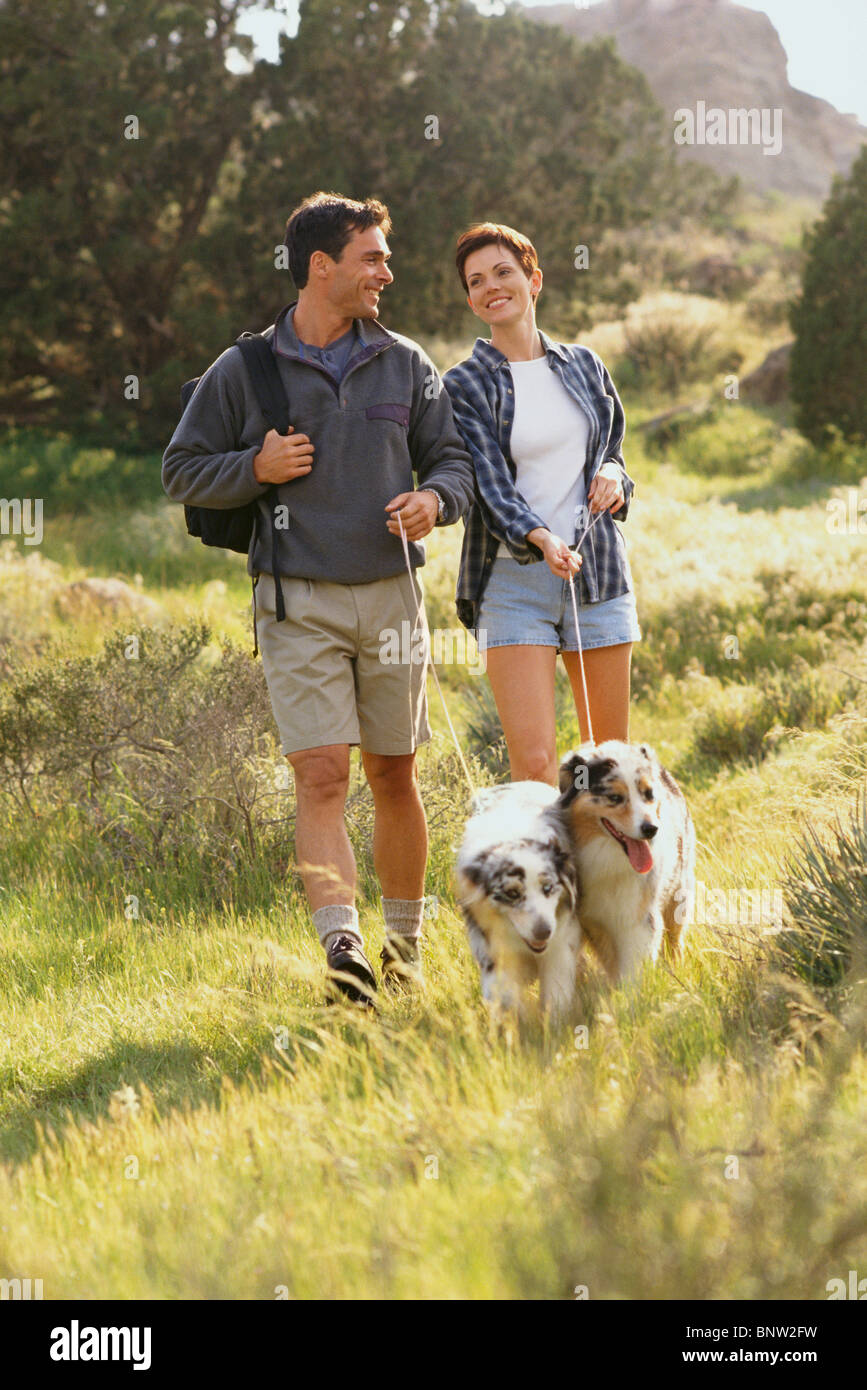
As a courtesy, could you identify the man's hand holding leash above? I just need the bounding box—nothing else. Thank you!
[385,490,439,541]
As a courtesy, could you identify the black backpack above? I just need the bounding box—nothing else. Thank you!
[180,331,288,648]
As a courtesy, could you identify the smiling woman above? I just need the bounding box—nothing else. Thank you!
[443,222,641,784]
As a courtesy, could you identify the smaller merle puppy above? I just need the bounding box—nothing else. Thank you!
[456,782,581,1019]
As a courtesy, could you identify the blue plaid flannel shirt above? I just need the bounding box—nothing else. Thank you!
[442,330,636,632]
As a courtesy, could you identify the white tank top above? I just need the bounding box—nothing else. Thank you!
[496,356,590,556]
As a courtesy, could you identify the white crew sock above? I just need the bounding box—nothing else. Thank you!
[381,897,425,941]
[313,903,362,953]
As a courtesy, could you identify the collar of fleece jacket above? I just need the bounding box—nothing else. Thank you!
[273,300,394,358]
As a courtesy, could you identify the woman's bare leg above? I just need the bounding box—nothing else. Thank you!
[483,645,559,783]
[561,642,633,745]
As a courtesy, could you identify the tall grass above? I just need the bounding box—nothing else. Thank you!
[1,394,866,1299]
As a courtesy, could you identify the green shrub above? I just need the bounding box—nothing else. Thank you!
[622,312,719,394]
[687,661,857,767]
[461,680,509,780]
[0,428,162,514]
[52,501,249,588]
[0,622,288,882]
[790,145,867,445]
[778,426,867,487]
[667,405,778,476]
[779,786,867,989]
[633,571,867,698]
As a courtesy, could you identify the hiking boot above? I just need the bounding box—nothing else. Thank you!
[325,934,377,1006]
[380,935,424,993]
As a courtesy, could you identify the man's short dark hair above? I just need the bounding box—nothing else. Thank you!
[284,192,392,288]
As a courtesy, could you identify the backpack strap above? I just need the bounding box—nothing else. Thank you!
[236,332,291,435]
[236,331,289,624]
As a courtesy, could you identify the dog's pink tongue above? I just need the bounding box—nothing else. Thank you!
[626,837,654,874]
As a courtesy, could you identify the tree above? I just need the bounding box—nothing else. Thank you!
[217,0,724,339]
[789,143,867,445]
[0,0,268,443]
[0,0,731,447]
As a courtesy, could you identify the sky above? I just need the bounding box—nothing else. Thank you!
[233,0,867,127]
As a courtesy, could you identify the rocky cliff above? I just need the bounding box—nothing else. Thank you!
[523,0,865,200]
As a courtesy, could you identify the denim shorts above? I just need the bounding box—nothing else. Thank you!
[477,555,641,652]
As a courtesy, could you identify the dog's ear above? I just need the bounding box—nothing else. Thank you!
[558,751,587,803]
[552,842,579,909]
[461,848,491,887]
[588,755,618,796]
[560,752,618,804]
[638,743,662,785]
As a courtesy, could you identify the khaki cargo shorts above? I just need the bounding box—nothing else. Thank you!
[254,570,432,757]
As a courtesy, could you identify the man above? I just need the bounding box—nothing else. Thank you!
[163,192,474,1004]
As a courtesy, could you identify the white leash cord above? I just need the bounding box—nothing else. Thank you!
[395,503,605,786]
[566,507,607,749]
[396,512,476,795]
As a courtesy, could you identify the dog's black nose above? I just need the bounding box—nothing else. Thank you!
[640,822,658,840]
[532,923,552,942]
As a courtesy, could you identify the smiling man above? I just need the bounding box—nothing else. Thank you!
[162,192,474,1003]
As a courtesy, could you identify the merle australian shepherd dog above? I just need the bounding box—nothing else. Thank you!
[555,741,695,984]
[456,782,581,1020]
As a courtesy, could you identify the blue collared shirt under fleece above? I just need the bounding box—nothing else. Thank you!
[442,331,636,632]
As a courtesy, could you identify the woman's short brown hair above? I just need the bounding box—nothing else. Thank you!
[455,223,540,295]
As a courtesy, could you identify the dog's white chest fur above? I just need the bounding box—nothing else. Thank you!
[578,840,656,972]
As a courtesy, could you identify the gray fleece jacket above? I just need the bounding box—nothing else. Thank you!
[162,302,475,584]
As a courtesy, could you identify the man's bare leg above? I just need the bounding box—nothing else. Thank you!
[289,743,375,1002]
[361,750,427,898]
[362,750,427,987]
[288,744,355,909]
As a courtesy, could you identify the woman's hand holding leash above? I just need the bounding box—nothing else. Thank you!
[528,527,583,580]
[587,461,625,514]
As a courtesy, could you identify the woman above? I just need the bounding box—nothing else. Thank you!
[442,223,640,784]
